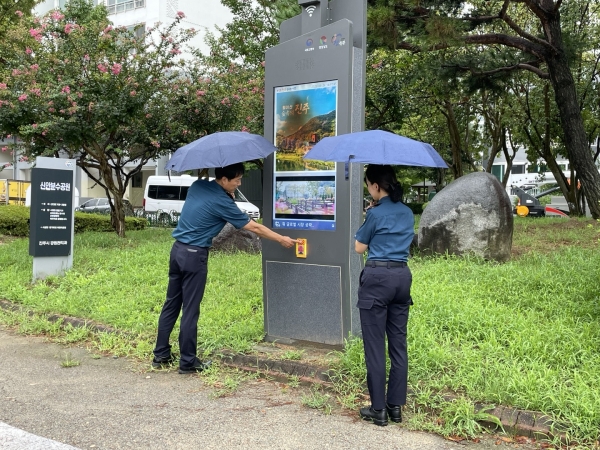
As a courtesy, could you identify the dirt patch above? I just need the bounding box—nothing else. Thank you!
[512,217,599,258]
[0,235,17,245]
[250,341,342,368]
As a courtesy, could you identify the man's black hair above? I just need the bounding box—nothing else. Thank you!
[215,163,245,180]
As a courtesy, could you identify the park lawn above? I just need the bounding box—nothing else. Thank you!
[0,229,264,354]
[0,217,599,443]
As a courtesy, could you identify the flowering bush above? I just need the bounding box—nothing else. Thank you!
[0,0,210,236]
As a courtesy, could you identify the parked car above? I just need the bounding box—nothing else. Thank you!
[75,198,134,216]
[143,175,261,222]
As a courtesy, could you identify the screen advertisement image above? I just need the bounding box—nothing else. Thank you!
[273,80,338,231]
[274,80,337,172]
[273,175,335,231]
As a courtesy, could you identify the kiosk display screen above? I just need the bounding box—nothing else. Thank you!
[272,80,337,231]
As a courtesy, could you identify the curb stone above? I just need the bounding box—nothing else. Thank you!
[477,405,553,440]
[217,349,331,383]
[217,347,555,441]
[0,299,122,335]
[0,299,555,442]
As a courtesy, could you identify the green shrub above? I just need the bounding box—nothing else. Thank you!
[73,211,146,233]
[0,205,30,236]
[0,205,146,237]
[405,202,424,215]
[537,195,552,206]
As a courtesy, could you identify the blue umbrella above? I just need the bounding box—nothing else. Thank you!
[165,132,277,171]
[302,130,448,168]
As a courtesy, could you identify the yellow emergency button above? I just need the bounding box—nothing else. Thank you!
[295,238,307,258]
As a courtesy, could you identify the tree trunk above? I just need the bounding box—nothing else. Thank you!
[501,136,517,189]
[537,83,579,215]
[98,158,126,238]
[434,168,446,193]
[443,100,463,179]
[109,194,126,238]
[544,16,600,219]
[484,121,501,174]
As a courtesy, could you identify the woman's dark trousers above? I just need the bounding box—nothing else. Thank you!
[358,265,412,410]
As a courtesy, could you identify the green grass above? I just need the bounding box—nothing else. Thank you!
[328,217,600,444]
[1,217,600,443]
[0,229,263,355]
[60,352,80,368]
[411,250,600,440]
[279,349,304,360]
[301,385,333,414]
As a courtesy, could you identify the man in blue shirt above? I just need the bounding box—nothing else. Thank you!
[153,163,298,374]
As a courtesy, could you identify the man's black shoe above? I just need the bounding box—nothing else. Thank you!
[178,359,212,374]
[359,406,388,426]
[386,403,402,423]
[151,354,176,369]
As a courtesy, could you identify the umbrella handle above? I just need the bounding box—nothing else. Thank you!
[344,155,355,180]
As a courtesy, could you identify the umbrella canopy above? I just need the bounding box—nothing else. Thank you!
[165,132,277,171]
[302,130,448,168]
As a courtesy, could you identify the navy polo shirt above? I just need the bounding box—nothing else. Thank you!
[172,179,251,247]
[354,196,414,262]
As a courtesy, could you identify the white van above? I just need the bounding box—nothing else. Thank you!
[143,175,260,220]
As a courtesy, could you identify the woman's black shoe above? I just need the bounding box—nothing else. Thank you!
[386,403,402,423]
[359,407,388,426]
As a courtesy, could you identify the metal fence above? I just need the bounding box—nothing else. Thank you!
[132,208,180,227]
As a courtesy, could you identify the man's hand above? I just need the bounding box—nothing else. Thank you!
[278,236,300,248]
[243,220,300,249]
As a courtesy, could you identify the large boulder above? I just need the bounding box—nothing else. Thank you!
[418,172,513,262]
[211,223,262,253]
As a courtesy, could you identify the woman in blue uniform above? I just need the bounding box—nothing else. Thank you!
[354,164,414,426]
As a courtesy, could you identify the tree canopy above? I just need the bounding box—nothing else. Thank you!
[366,0,600,217]
[0,0,247,236]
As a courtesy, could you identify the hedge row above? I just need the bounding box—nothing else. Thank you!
[405,202,424,215]
[0,205,146,237]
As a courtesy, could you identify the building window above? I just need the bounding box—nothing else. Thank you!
[132,172,143,188]
[107,0,145,15]
[511,165,526,174]
[126,23,145,40]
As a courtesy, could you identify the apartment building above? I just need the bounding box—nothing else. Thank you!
[35,0,231,57]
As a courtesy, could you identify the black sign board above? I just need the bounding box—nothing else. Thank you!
[29,168,73,257]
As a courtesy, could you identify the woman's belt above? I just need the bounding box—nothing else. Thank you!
[367,260,407,268]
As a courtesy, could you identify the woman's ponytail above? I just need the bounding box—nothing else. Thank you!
[389,181,404,203]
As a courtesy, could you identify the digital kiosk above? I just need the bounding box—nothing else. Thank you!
[262,0,367,345]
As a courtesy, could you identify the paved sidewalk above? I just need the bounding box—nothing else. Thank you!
[0,328,539,450]
[0,422,78,449]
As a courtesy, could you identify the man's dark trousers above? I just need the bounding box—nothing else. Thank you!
[358,265,412,410]
[154,241,209,369]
